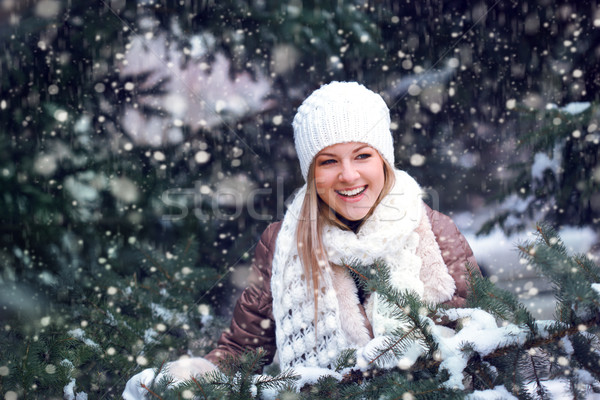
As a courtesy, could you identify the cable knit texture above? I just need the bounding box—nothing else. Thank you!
[292,81,394,180]
[270,169,456,370]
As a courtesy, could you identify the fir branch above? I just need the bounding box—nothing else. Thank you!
[408,386,447,399]
[138,283,163,296]
[155,360,167,376]
[571,333,600,382]
[246,351,262,376]
[519,224,600,325]
[485,324,581,361]
[85,299,108,316]
[466,359,496,390]
[465,263,478,302]
[536,224,551,246]
[141,383,164,399]
[574,256,600,282]
[391,316,598,386]
[368,370,462,400]
[21,342,31,399]
[190,376,208,399]
[140,248,173,282]
[83,299,127,338]
[22,342,30,375]
[339,368,371,385]
[334,348,358,372]
[305,230,600,398]
[525,352,550,400]
[466,262,537,334]
[343,262,368,282]
[253,370,299,391]
[510,349,520,397]
[183,237,194,255]
[568,379,580,400]
[369,327,417,365]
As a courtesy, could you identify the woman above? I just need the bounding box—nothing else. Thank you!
[123,81,479,397]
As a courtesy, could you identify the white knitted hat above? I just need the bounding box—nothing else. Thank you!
[292,81,394,180]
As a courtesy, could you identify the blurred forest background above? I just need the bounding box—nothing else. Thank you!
[1,0,599,398]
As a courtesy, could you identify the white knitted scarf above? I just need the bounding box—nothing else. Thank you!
[270,169,455,370]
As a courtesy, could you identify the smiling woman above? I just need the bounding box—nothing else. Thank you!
[123,81,480,398]
[314,143,386,222]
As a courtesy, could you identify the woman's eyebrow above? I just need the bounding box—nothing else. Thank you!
[317,145,370,157]
[352,145,370,153]
[315,144,371,158]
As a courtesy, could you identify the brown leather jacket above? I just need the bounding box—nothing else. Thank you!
[204,205,479,367]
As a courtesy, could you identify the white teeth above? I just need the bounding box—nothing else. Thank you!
[337,186,366,197]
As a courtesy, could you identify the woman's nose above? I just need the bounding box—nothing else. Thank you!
[339,162,360,182]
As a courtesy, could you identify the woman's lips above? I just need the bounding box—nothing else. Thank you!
[335,185,367,202]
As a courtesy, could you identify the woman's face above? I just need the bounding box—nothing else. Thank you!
[313,142,385,221]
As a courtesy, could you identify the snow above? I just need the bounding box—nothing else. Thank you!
[531,150,561,181]
[63,378,88,400]
[213,173,258,208]
[560,336,574,354]
[433,308,570,390]
[527,378,600,400]
[526,379,571,399]
[592,283,600,298]
[282,366,342,396]
[354,335,407,370]
[109,177,139,204]
[144,328,158,344]
[558,227,598,254]
[396,340,426,370]
[63,378,76,395]
[562,102,591,115]
[104,310,118,326]
[64,175,100,203]
[60,358,74,370]
[150,302,188,324]
[68,328,100,350]
[577,369,600,386]
[460,222,597,319]
[433,309,523,389]
[529,103,592,185]
[63,379,76,400]
[467,385,518,400]
[201,313,213,325]
[546,101,591,115]
[464,223,597,276]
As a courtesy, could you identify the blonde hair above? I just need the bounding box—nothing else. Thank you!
[295,156,396,327]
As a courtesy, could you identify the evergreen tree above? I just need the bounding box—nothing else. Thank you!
[479,103,600,235]
[0,237,227,398]
[2,1,600,398]
[132,224,599,400]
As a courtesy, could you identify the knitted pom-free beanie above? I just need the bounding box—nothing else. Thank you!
[292,81,394,180]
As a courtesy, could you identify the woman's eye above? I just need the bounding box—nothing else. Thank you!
[319,159,336,166]
[356,153,371,160]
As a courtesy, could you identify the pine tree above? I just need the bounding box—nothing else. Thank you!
[479,103,600,235]
[3,1,600,398]
[0,236,227,398]
[135,223,600,400]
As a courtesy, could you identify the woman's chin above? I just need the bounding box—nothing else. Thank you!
[338,207,368,222]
